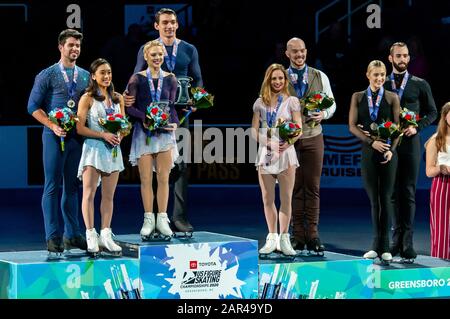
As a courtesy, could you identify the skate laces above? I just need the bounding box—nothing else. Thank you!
[101,228,116,241]
[144,215,155,226]
[158,214,170,223]
[263,233,278,247]
[87,229,98,240]
[280,234,294,248]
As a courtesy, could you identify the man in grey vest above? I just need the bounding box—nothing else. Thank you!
[285,37,336,254]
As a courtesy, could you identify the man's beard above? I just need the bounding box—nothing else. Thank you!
[393,61,408,72]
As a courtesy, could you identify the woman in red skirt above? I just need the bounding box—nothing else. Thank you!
[426,102,450,259]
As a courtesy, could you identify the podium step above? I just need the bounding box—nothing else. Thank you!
[373,255,450,298]
[0,250,140,299]
[259,251,373,299]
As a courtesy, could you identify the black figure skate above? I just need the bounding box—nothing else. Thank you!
[172,218,194,239]
[47,237,64,260]
[306,238,325,257]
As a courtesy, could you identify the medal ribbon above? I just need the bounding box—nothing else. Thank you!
[288,65,308,98]
[58,61,78,101]
[146,68,164,102]
[366,86,384,121]
[390,71,409,100]
[158,38,179,72]
[266,95,283,128]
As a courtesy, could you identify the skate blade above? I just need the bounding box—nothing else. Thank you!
[47,252,64,260]
[100,250,122,257]
[379,258,392,265]
[258,253,274,259]
[87,251,100,259]
[307,250,325,257]
[64,249,88,258]
[393,257,414,264]
[141,233,172,242]
[279,253,297,260]
[259,251,297,260]
[173,231,193,239]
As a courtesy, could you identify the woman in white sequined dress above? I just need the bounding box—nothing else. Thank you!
[76,58,124,256]
[251,64,302,256]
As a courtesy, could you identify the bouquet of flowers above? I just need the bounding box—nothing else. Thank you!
[98,113,132,158]
[275,118,302,145]
[371,120,401,142]
[370,120,401,162]
[400,107,420,129]
[300,91,334,128]
[180,87,215,125]
[145,102,170,145]
[48,107,79,151]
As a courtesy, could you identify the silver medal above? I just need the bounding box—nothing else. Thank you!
[265,149,272,166]
[370,122,378,132]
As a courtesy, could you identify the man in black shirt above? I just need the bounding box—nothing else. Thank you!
[385,42,437,260]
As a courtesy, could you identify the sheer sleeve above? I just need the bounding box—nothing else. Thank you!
[253,97,262,113]
[348,92,373,145]
[125,74,146,122]
[167,75,179,125]
[288,96,300,112]
[390,92,401,152]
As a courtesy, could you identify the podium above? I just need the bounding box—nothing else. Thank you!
[114,231,259,299]
[373,255,450,298]
[0,250,140,299]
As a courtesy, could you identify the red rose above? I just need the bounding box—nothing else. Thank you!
[108,116,115,121]
[289,123,295,129]
[161,113,168,120]
[384,121,392,128]
[200,89,206,94]
[151,107,158,115]
[313,94,322,100]
[295,123,301,129]
[55,111,64,119]
[404,114,412,120]
[416,114,420,121]
[115,114,123,118]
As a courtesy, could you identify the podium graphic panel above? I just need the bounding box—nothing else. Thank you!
[138,236,258,299]
[259,253,373,299]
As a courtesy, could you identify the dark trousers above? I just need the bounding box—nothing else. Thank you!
[292,134,324,242]
[153,114,189,220]
[392,135,421,251]
[41,132,82,241]
[361,145,398,254]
